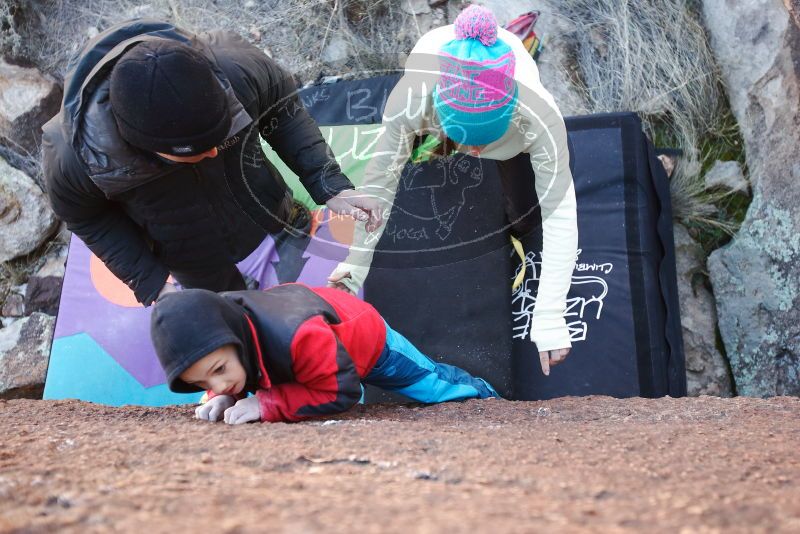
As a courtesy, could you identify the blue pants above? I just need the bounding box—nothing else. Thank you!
[364,321,499,402]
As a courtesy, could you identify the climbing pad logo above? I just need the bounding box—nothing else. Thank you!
[512,249,613,343]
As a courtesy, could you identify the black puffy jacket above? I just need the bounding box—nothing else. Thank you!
[42,20,353,305]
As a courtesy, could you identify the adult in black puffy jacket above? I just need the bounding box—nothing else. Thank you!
[42,20,378,306]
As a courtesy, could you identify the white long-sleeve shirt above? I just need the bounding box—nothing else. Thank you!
[331,25,578,352]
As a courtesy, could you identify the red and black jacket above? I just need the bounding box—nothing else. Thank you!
[152,284,386,422]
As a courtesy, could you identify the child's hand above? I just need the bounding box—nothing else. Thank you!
[195,394,235,422]
[223,396,261,425]
[326,271,355,294]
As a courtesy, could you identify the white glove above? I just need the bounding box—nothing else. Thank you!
[223,396,262,425]
[194,394,236,422]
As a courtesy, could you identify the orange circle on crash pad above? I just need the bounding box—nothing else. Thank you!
[327,212,356,247]
[89,254,141,308]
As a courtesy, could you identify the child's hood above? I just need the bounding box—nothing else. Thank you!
[149,289,259,393]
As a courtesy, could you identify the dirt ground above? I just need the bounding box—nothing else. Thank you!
[0,396,798,533]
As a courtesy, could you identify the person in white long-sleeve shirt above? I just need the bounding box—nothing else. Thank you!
[327,5,578,376]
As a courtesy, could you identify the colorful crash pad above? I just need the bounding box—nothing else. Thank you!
[45,76,685,406]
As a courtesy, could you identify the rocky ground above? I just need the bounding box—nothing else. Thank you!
[1,395,798,533]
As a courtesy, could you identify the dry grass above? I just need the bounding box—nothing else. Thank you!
[5,0,747,253]
[0,1,23,59]
[12,0,437,83]
[558,0,747,241]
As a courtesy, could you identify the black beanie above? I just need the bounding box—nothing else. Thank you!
[150,289,261,393]
[109,39,232,157]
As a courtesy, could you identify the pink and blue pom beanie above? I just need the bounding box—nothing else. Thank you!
[433,5,517,147]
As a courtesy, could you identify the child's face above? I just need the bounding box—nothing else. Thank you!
[180,344,247,396]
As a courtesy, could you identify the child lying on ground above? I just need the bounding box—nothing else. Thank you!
[150,283,498,424]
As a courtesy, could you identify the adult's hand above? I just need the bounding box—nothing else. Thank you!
[539,347,571,376]
[195,394,235,422]
[325,190,382,232]
[224,396,261,425]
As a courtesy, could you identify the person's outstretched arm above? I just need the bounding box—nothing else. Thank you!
[256,64,355,206]
[259,69,382,225]
[326,81,419,294]
[326,47,444,294]
[211,30,356,206]
[503,28,578,370]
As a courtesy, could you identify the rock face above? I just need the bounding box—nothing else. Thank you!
[0,59,62,155]
[16,246,67,317]
[321,36,352,68]
[0,157,57,262]
[22,244,67,316]
[673,223,734,396]
[790,0,800,26]
[0,312,55,399]
[704,160,750,195]
[1,290,25,317]
[24,277,63,316]
[703,0,800,396]
[402,0,432,16]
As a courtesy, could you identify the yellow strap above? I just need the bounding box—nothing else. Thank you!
[511,235,526,291]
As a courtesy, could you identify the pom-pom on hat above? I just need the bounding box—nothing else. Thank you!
[434,5,517,147]
[454,4,499,45]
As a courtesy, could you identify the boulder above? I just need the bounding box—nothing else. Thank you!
[673,223,734,396]
[703,0,800,396]
[790,0,800,27]
[402,0,432,15]
[54,222,72,246]
[24,277,62,316]
[0,312,54,399]
[0,59,62,155]
[0,143,41,186]
[23,245,67,316]
[0,157,57,262]
[1,291,25,318]
[704,160,750,195]
[33,245,67,279]
[321,36,352,68]
[1,317,20,328]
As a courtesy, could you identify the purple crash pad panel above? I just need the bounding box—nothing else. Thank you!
[46,209,357,404]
